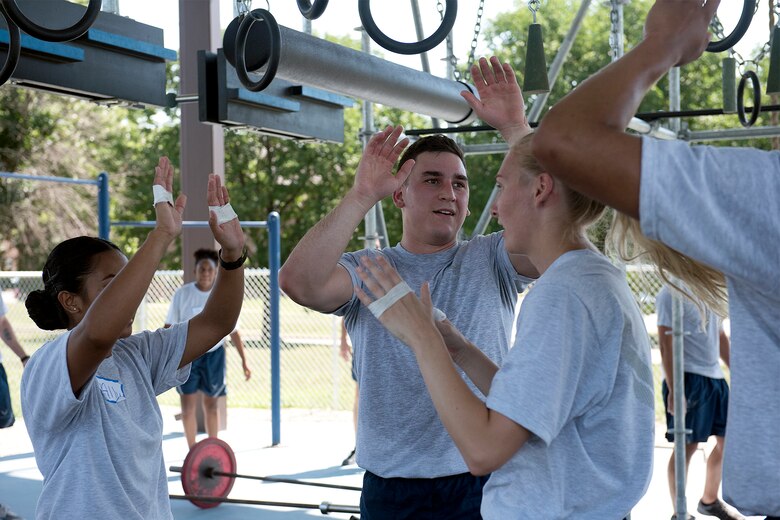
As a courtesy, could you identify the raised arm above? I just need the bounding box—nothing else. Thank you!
[279,126,414,312]
[461,56,531,146]
[180,174,246,367]
[434,319,498,396]
[355,255,530,475]
[67,157,185,393]
[532,0,720,218]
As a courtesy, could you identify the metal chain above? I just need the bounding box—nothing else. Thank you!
[236,0,252,16]
[439,0,485,81]
[608,0,620,60]
[711,3,773,74]
[528,0,541,23]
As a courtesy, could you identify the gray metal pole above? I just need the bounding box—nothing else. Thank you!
[101,0,120,15]
[672,292,688,519]
[360,29,381,251]
[410,0,441,129]
[684,125,780,141]
[269,26,476,124]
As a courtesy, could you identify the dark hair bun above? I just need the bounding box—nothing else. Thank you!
[25,289,67,331]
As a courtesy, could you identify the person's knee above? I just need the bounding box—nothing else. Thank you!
[202,396,219,414]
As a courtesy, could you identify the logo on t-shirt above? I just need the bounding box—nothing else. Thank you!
[96,376,126,403]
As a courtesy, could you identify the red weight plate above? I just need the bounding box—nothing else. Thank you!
[180,438,237,509]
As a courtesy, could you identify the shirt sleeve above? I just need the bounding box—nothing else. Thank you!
[493,232,536,293]
[132,322,190,395]
[640,137,780,296]
[486,284,602,445]
[21,333,86,433]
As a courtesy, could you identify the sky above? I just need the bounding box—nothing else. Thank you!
[115,0,772,80]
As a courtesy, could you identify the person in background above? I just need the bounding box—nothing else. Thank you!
[166,247,251,448]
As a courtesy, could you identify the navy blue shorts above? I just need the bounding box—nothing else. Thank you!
[178,346,227,397]
[360,470,488,519]
[662,372,728,443]
[0,363,14,428]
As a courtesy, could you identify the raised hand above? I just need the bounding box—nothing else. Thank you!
[644,0,720,68]
[351,125,415,207]
[207,173,245,258]
[354,255,438,350]
[461,56,531,145]
[153,156,186,239]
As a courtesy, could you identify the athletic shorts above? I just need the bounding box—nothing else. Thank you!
[662,372,728,443]
[178,346,227,397]
[0,363,15,428]
[360,470,488,519]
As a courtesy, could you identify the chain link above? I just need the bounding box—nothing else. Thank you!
[711,4,774,74]
[236,0,252,16]
[608,0,620,60]
[528,0,541,23]
[439,0,485,82]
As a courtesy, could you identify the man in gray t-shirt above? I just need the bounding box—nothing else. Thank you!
[280,59,536,518]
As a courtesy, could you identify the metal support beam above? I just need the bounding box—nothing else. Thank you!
[179,0,225,277]
[683,125,780,141]
[264,26,476,124]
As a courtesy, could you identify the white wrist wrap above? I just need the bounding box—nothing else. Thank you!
[209,203,238,225]
[432,307,447,321]
[368,281,412,318]
[152,184,173,206]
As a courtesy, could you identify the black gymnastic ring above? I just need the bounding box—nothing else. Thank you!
[0,0,101,42]
[706,0,755,53]
[736,70,761,127]
[296,0,328,20]
[0,8,20,86]
[234,9,280,93]
[358,0,457,55]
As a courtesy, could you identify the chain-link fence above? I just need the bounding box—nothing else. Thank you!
[2,264,667,422]
[1,269,355,421]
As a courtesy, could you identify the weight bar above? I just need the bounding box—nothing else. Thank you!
[169,465,363,492]
[170,437,361,510]
[169,494,360,514]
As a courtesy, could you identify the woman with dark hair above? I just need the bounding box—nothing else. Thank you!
[21,157,247,519]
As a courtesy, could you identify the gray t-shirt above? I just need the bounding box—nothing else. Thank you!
[166,282,224,353]
[21,323,190,520]
[641,136,780,516]
[336,233,530,477]
[483,249,655,519]
[656,284,724,380]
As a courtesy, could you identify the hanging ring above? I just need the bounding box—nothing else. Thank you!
[736,70,761,127]
[234,8,281,92]
[0,0,101,42]
[297,0,328,20]
[358,0,457,55]
[707,0,755,53]
[0,8,21,86]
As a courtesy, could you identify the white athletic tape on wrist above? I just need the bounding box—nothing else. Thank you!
[152,184,173,206]
[432,307,447,321]
[367,281,412,318]
[209,203,238,225]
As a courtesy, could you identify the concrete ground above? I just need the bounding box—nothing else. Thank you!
[0,407,762,519]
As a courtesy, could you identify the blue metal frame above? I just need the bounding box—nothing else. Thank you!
[0,171,109,239]
[113,213,283,446]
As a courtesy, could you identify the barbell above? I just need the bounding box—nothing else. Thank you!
[169,437,361,513]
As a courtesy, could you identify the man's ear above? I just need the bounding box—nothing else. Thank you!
[392,187,405,209]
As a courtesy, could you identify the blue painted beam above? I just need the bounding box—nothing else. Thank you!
[83,29,177,62]
[0,29,83,62]
[288,85,354,108]
[228,88,301,112]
